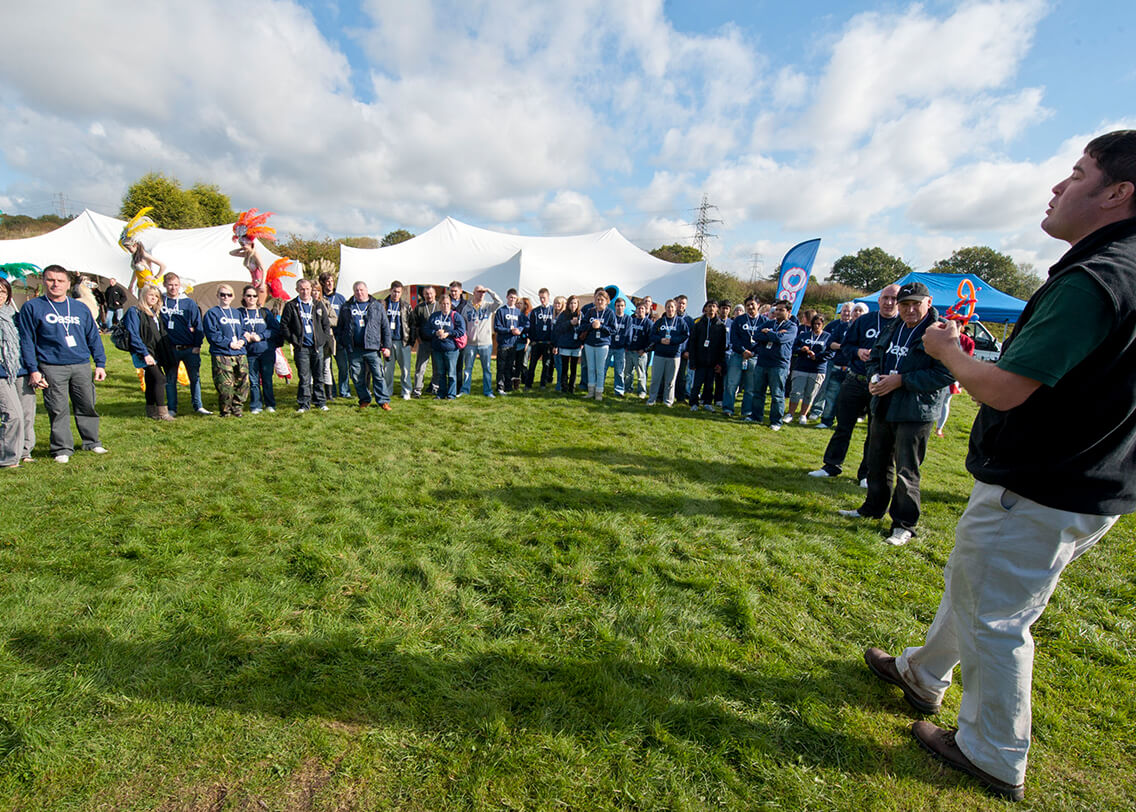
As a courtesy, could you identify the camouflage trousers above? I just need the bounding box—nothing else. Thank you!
[212,354,250,416]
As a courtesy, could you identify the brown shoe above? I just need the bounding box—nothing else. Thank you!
[911,721,1024,802]
[380,403,392,411]
[864,647,941,714]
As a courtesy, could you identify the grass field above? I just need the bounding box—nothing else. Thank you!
[1,340,1133,810]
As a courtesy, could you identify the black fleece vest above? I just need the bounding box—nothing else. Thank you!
[966,217,1136,514]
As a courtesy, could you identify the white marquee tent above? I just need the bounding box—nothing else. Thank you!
[338,217,706,304]
[0,209,292,301]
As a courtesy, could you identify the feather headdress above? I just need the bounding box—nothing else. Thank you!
[265,258,297,300]
[119,207,157,251]
[0,262,40,280]
[233,209,276,245]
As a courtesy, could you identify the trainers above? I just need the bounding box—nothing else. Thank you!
[195,407,213,415]
[807,468,834,478]
[864,648,941,714]
[487,393,496,399]
[838,508,865,518]
[403,393,411,401]
[704,404,714,412]
[91,446,108,454]
[817,422,832,430]
[781,415,793,424]
[860,478,869,488]
[266,407,276,413]
[296,407,309,413]
[799,415,810,425]
[54,454,69,464]
[250,408,263,414]
[770,424,781,431]
[380,403,392,411]
[690,404,699,411]
[743,417,755,423]
[887,528,914,546]
[319,405,329,411]
[911,721,1024,802]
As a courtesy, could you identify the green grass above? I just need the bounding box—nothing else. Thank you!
[0,340,1132,810]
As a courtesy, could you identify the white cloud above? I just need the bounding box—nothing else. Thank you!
[539,191,605,235]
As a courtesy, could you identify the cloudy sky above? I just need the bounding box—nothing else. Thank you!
[1,0,1133,280]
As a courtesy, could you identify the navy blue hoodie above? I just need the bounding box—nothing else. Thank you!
[650,315,689,358]
[17,296,106,371]
[159,294,204,347]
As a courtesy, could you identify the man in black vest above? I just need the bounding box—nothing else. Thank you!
[864,131,1136,802]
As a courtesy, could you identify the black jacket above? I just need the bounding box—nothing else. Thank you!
[688,316,726,369]
[281,297,332,349]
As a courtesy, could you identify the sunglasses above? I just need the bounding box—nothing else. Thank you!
[218,292,234,298]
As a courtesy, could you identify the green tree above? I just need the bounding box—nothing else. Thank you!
[187,183,236,226]
[829,247,913,292]
[931,246,1042,299]
[381,229,415,247]
[119,173,204,229]
[650,243,704,264]
[342,236,379,249]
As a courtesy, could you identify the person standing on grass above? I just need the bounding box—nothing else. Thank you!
[577,289,617,401]
[688,300,726,412]
[160,272,210,417]
[122,283,176,421]
[608,297,633,398]
[238,285,281,415]
[625,301,652,399]
[383,281,415,401]
[722,296,763,418]
[338,281,392,411]
[553,294,583,394]
[16,264,108,463]
[494,289,527,395]
[462,285,502,397]
[675,294,695,401]
[525,287,556,389]
[0,278,28,468]
[412,285,439,398]
[426,293,465,400]
[864,130,1136,803]
[810,302,861,425]
[837,282,952,545]
[448,281,473,396]
[646,298,689,407]
[319,271,349,400]
[785,314,834,424]
[103,279,128,331]
[281,278,332,413]
[203,285,250,417]
[749,299,797,430]
[809,286,900,481]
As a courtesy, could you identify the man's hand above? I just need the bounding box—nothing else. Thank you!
[869,373,901,396]
[857,348,871,362]
[93,367,107,382]
[922,320,960,361]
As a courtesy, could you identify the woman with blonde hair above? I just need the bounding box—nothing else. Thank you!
[122,283,176,420]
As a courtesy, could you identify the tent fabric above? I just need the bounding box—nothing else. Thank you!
[338,217,706,304]
[854,271,1027,323]
[0,209,290,297]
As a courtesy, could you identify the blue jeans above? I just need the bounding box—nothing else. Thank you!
[462,344,493,395]
[164,346,203,413]
[433,349,458,398]
[722,354,755,416]
[350,350,385,404]
[248,351,276,410]
[610,348,630,395]
[335,343,352,397]
[583,344,609,392]
[750,365,788,424]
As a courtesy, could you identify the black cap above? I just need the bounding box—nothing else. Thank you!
[896,281,931,302]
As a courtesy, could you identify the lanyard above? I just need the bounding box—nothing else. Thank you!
[221,307,238,340]
[46,297,72,336]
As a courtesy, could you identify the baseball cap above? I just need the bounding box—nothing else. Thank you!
[896,281,931,302]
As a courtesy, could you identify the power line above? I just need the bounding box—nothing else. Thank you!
[691,193,722,260]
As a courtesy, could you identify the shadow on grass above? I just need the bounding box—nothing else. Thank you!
[9,626,906,778]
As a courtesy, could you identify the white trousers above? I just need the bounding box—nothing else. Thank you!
[897,480,1116,785]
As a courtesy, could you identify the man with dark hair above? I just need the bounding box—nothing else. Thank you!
[103,279,127,330]
[838,282,952,544]
[160,272,210,416]
[383,281,414,400]
[338,281,392,410]
[525,287,556,389]
[864,131,1136,802]
[412,286,439,398]
[448,281,472,395]
[318,271,350,399]
[493,289,526,395]
[16,264,108,462]
[674,294,694,400]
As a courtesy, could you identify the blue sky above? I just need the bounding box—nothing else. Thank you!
[1,0,1133,281]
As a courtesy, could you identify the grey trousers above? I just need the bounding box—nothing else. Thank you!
[18,376,36,458]
[40,362,100,456]
[0,376,20,466]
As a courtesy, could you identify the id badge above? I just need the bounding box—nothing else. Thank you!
[703,340,710,348]
[167,319,174,329]
[65,335,78,348]
[766,342,773,349]
[305,324,313,334]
